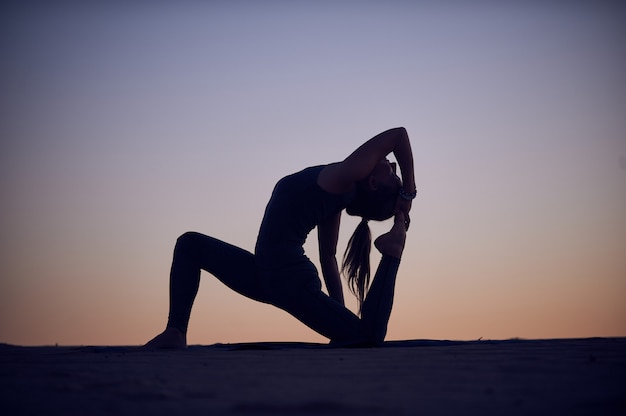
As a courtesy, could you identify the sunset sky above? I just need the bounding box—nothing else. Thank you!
[1,1,625,346]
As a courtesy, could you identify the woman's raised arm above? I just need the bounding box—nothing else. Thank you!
[318,127,415,196]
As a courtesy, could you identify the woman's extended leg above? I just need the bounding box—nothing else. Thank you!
[358,255,400,344]
[145,231,264,349]
[358,212,407,344]
[271,214,407,347]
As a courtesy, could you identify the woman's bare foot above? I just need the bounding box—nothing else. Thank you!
[374,213,407,258]
[143,327,187,350]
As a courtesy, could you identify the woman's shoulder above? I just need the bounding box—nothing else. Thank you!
[317,162,355,195]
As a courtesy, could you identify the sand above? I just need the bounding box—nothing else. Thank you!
[1,338,624,415]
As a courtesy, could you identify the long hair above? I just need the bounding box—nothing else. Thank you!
[342,218,372,314]
[342,180,398,314]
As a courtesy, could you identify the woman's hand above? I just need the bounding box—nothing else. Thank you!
[395,196,412,230]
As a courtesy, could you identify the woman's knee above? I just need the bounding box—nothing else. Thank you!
[175,231,202,254]
[330,331,384,348]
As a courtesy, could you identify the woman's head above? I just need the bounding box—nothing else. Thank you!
[342,159,402,313]
[346,159,402,221]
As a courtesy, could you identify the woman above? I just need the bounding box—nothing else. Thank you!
[145,127,416,348]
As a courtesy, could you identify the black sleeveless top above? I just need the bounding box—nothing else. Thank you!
[255,165,355,269]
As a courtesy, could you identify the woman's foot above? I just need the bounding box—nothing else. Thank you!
[143,327,187,350]
[374,213,407,258]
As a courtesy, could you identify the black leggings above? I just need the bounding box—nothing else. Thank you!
[167,232,400,346]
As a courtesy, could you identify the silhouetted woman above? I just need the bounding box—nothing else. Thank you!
[145,127,416,348]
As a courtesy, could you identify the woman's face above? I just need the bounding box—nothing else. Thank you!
[370,159,402,191]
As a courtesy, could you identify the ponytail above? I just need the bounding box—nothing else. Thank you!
[341,218,372,315]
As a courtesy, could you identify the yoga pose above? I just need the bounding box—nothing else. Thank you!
[145,127,416,348]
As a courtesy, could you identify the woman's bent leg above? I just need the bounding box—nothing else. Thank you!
[166,233,203,334]
[146,231,262,348]
[168,231,265,333]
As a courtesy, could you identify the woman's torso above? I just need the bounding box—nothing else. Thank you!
[254,165,354,269]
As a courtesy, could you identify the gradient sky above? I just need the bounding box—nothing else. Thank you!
[1,1,625,346]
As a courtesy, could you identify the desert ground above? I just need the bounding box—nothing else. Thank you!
[1,338,624,415]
